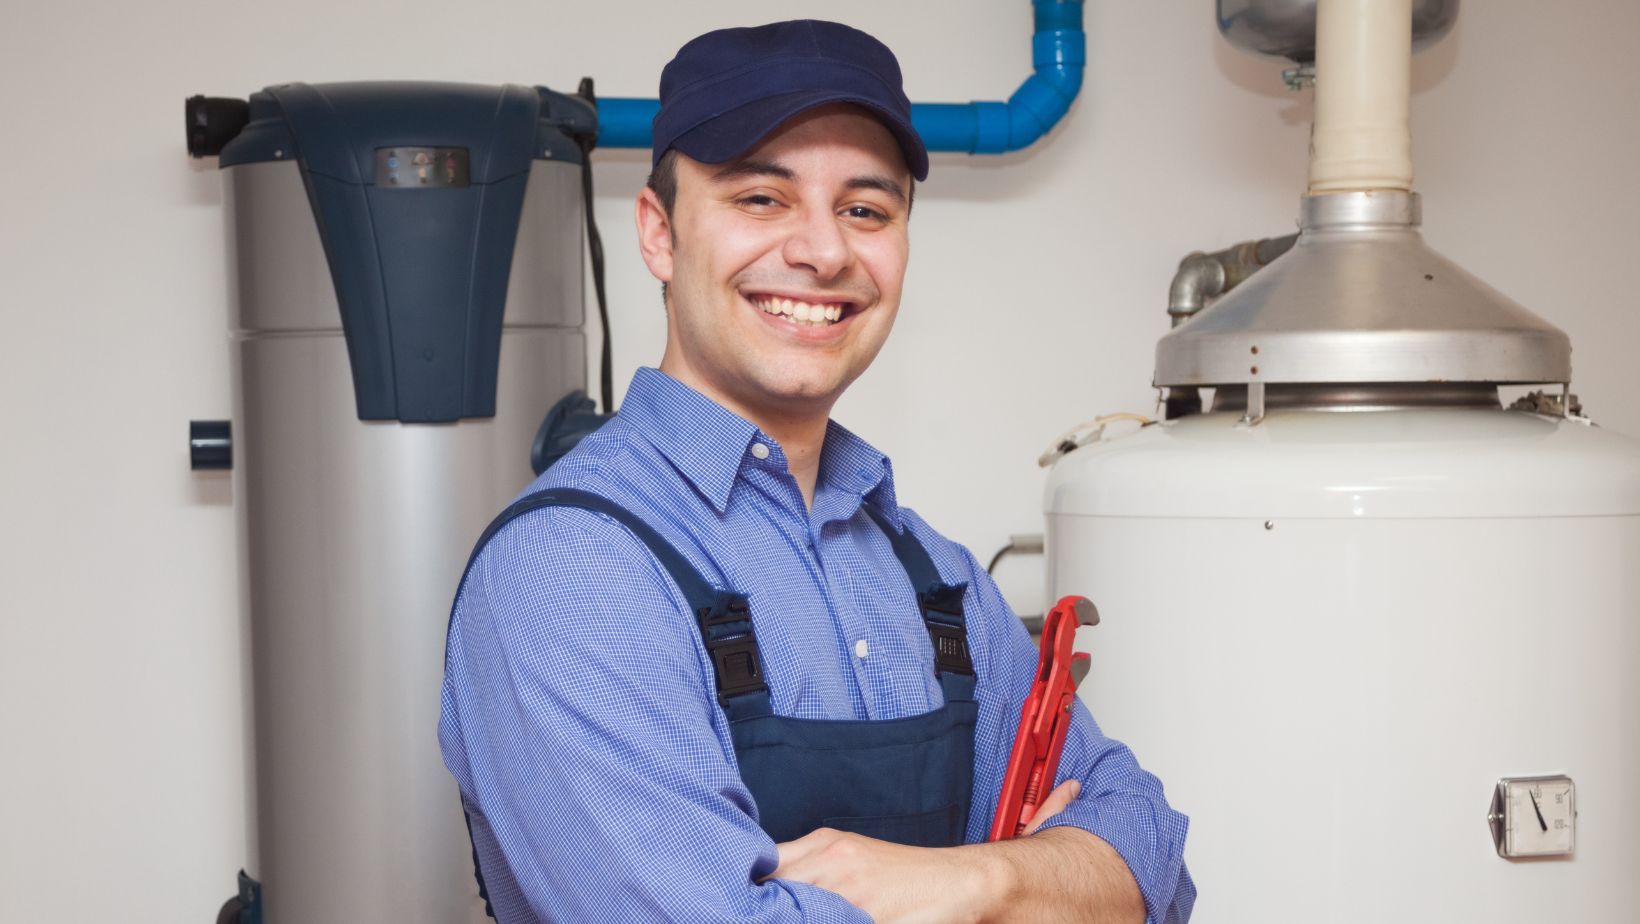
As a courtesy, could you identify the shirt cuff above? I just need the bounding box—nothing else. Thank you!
[771,878,877,923]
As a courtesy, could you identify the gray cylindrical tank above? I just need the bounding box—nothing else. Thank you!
[201,82,592,923]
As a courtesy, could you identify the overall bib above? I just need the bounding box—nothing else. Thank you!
[453,488,980,917]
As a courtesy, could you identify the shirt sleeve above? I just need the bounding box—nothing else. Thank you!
[438,507,871,924]
[952,541,1197,924]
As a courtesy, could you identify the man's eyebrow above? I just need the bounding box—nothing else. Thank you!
[711,161,908,205]
[711,159,796,183]
[846,174,908,205]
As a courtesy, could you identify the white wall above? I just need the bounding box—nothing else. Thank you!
[2,1,1636,920]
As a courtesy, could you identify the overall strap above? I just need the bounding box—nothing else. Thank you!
[861,505,976,692]
[457,487,770,709]
[451,487,770,921]
[455,489,774,919]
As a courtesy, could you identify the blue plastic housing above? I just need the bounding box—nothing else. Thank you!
[220,81,596,423]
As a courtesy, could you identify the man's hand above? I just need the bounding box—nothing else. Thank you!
[767,781,1082,923]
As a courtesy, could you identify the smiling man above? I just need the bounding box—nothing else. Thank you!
[439,20,1193,924]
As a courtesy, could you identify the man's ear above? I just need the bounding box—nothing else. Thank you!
[634,187,675,284]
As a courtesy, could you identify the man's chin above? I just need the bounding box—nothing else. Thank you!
[739,372,849,416]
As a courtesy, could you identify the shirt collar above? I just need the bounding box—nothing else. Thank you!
[817,419,901,530]
[617,368,760,514]
[618,367,903,525]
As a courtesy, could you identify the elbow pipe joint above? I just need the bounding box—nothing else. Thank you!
[594,0,1086,158]
[972,1,1086,153]
[1168,254,1228,326]
[1167,234,1298,326]
[1009,4,1088,149]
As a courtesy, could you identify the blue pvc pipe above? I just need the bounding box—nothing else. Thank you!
[597,97,661,148]
[596,0,1085,155]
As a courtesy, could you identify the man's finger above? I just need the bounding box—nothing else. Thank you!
[1022,779,1081,836]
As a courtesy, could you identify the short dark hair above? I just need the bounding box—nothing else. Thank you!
[646,149,680,217]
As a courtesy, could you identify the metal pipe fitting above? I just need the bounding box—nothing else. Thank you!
[1163,233,1297,419]
[1167,254,1226,326]
[1167,234,1298,327]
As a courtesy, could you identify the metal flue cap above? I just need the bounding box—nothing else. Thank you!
[1154,190,1572,388]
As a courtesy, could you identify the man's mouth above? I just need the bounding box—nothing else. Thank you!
[746,293,854,328]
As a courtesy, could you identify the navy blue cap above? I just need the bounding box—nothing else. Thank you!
[652,20,928,181]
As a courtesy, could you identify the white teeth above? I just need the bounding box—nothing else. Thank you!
[752,295,846,326]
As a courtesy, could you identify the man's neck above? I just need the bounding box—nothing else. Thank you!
[753,412,829,509]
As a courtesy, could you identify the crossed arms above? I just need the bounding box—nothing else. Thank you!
[439,509,1193,922]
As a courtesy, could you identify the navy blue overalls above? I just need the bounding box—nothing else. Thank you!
[453,487,980,917]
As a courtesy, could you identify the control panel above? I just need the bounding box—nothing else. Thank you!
[374,147,470,188]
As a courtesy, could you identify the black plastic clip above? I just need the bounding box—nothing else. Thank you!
[695,594,768,705]
[926,622,973,676]
[919,583,974,677]
[706,635,766,704]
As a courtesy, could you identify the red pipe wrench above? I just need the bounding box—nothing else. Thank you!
[989,594,1099,842]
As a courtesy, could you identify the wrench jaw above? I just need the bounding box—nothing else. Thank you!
[1071,597,1100,628]
[1068,652,1092,689]
[1040,595,1092,691]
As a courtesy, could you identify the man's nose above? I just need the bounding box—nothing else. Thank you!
[781,207,850,280]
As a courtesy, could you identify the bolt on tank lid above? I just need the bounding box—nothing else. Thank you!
[1153,190,1572,389]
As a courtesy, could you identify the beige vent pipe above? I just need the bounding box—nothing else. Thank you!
[1309,0,1414,192]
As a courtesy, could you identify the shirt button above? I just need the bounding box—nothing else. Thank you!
[854,639,869,659]
[750,442,771,460]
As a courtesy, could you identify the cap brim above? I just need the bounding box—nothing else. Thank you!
[668,89,928,181]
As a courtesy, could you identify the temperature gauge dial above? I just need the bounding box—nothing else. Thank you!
[1489,775,1575,859]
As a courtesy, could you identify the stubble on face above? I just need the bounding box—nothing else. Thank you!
[647,106,912,434]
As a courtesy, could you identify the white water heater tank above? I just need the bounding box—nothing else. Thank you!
[1044,402,1640,920]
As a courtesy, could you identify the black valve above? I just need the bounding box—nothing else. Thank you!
[190,420,233,470]
[186,95,250,158]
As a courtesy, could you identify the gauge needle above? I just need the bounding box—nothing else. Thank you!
[1529,790,1548,832]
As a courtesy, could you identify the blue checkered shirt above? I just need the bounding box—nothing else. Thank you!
[439,367,1193,922]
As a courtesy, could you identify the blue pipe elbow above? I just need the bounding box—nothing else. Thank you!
[595,0,1085,158]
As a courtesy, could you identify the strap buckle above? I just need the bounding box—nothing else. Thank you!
[704,634,766,704]
[920,583,973,677]
[696,594,767,705]
[925,621,973,676]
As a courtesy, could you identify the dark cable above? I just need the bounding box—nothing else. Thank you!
[986,544,1014,575]
[575,77,614,414]
[987,535,1045,575]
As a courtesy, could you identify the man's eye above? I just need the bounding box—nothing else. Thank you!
[845,205,888,222]
[737,195,781,209]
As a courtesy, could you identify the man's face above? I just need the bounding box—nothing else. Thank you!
[637,105,912,426]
